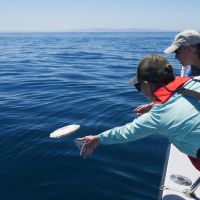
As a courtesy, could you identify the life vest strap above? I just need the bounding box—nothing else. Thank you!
[178,87,200,100]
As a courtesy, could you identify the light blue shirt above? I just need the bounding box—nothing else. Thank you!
[98,76,200,158]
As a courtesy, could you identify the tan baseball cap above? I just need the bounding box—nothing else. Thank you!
[164,29,200,54]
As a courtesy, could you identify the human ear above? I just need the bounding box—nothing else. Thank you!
[142,81,150,88]
[188,45,195,52]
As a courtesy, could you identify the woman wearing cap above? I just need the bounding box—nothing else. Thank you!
[77,54,200,171]
[133,30,200,171]
[164,29,200,76]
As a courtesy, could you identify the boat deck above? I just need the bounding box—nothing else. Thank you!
[159,144,200,200]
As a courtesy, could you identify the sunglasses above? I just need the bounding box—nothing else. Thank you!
[134,81,143,91]
[175,46,186,55]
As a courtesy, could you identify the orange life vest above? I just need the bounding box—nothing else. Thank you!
[153,76,190,104]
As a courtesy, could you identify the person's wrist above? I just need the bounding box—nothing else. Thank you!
[94,135,99,143]
[148,102,154,109]
[96,134,102,144]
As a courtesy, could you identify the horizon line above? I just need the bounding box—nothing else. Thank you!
[0,27,188,33]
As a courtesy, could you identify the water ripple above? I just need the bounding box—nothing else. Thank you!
[0,32,174,200]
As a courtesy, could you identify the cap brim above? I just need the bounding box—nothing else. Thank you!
[164,45,179,54]
[128,75,138,85]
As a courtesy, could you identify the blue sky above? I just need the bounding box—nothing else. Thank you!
[1,0,200,32]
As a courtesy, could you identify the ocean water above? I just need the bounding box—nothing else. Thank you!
[0,32,182,200]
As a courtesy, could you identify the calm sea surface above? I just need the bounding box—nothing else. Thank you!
[0,32,182,200]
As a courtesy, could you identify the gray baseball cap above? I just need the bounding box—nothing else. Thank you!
[164,29,200,54]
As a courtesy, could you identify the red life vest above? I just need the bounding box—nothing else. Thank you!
[152,76,190,104]
[152,76,200,171]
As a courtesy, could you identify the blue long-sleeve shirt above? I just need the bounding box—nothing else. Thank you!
[98,76,200,158]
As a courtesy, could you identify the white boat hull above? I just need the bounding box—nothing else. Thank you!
[159,144,200,200]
